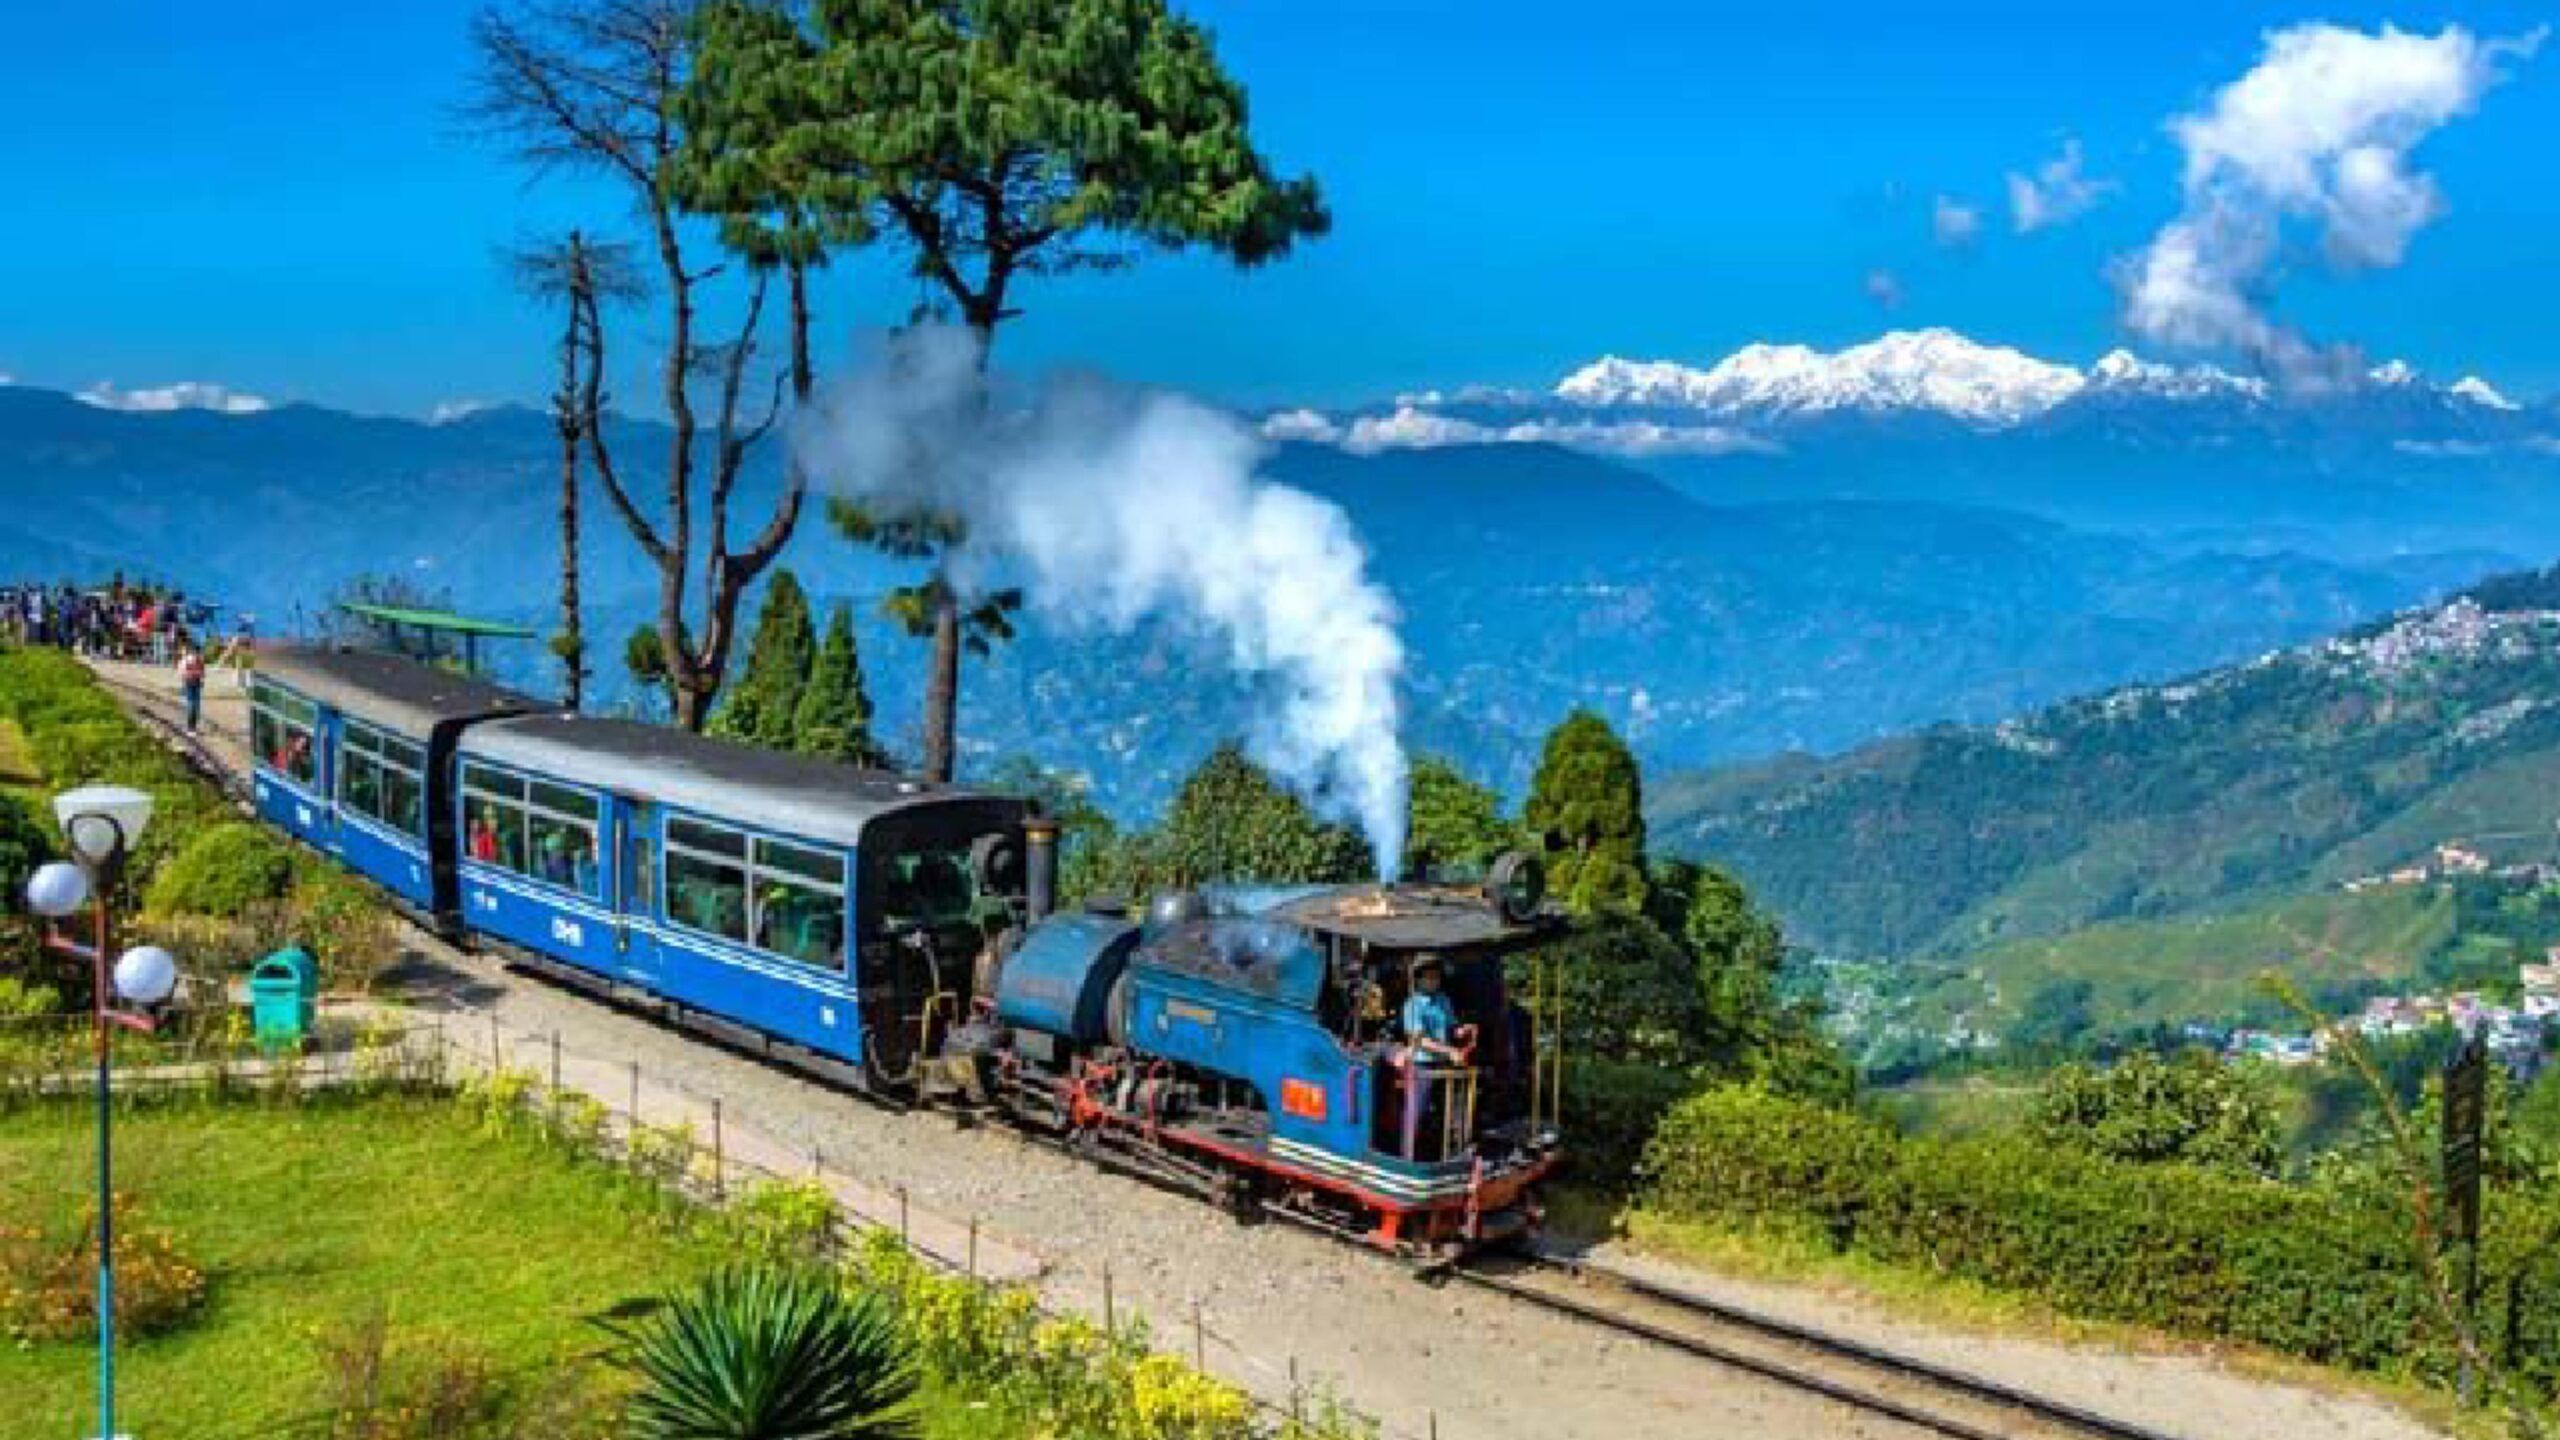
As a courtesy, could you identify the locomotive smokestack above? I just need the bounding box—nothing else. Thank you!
[1024,816,1060,923]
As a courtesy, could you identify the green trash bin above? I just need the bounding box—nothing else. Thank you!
[250,947,318,1052]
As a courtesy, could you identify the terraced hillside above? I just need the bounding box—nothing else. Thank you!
[1656,564,2560,967]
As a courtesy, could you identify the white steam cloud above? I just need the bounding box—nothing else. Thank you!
[797,327,1410,873]
[2121,22,2543,384]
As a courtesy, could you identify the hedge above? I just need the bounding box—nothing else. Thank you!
[145,822,297,919]
[1639,1087,2560,1390]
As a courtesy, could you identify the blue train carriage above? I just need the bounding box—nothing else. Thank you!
[972,857,1565,1257]
[450,714,1030,1086]
[250,646,538,924]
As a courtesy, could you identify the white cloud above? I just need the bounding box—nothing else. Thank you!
[1932,195,1982,247]
[2121,22,2543,383]
[1338,404,1774,458]
[429,398,492,425]
[1389,383,1539,407]
[1864,269,1904,310]
[1258,407,1343,444]
[76,380,271,414]
[2006,139,2115,232]
[2394,438,2493,458]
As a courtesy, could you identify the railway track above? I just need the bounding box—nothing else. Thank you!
[1451,1252,2191,1440]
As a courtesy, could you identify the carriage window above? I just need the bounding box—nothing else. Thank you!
[666,840,749,944]
[753,838,845,969]
[462,762,599,897]
[250,681,318,788]
[660,818,843,967]
[339,720,427,837]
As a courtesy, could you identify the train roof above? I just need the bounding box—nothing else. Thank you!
[1229,882,1558,951]
[256,645,541,735]
[459,714,1024,850]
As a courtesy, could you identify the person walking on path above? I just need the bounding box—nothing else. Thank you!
[177,642,207,733]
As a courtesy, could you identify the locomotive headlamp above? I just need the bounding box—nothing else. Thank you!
[1485,851,1545,923]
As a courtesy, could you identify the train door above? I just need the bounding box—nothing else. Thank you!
[614,800,664,990]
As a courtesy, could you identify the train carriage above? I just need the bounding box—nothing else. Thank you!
[451,715,1028,1084]
[250,647,537,921]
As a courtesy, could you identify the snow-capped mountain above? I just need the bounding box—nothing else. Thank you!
[2451,376,2520,411]
[1521,328,2539,434]
[2082,348,2269,403]
[1556,329,2085,426]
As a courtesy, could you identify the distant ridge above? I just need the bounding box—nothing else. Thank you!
[1654,558,2560,964]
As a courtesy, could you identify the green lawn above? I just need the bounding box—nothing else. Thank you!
[0,1096,727,1440]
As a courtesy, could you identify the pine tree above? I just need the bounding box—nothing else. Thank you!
[710,570,816,749]
[792,603,886,767]
[1524,710,1649,915]
[684,0,1330,781]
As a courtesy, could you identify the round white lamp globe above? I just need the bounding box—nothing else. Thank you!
[24,860,90,918]
[113,945,180,1008]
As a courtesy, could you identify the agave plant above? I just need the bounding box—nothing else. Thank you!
[614,1265,920,1440]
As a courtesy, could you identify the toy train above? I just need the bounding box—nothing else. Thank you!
[250,646,1564,1256]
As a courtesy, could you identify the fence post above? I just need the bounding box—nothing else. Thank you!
[1429,1411,1439,1440]
[967,1216,978,1278]
[711,1098,725,1199]
[1289,1356,1302,1424]
[629,1060,640,1126]
[1104,1267,1115,1335]
[897,1186,910,1247]
[550,1031,563,1120]
[488,1014,501,1072]
[1192,1299,1206,1370]
[812,1144,824,1179]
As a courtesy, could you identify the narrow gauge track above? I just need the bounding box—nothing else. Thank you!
[1451,1253,2193,1440]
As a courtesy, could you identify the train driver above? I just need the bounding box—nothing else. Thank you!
[1398,955,1472,1159]
[1401,956,1466,1067]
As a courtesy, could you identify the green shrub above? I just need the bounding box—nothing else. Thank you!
[1636,1086,2551,1387]
[1562,1057,1707,1189]
[146,821,296,919]
[0,792,53,916]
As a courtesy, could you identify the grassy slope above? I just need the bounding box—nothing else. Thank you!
[1950,884,2457,1035]
[0,1098,728,1439]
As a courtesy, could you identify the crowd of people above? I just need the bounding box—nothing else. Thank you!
[3,575,242,732]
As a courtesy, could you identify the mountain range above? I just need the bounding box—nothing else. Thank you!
[0,323,2547,816]
[1274,328,2560,561]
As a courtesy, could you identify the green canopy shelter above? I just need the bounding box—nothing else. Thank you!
[335,603,536,676]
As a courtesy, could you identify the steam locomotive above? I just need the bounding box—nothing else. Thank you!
[251,644,1562,1256]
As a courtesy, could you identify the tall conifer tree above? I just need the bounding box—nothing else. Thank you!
[793,602,886,766]
[710,569,816,748]
[1524,710,1649,915]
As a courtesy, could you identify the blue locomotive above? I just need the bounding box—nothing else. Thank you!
[252,645,1563,1254]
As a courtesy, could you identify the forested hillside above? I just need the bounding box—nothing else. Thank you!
[1656,562,2560,964]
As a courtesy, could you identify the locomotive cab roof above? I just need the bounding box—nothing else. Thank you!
[459,713,1026,851]
[256,644,541,734]
[1265,882,1560,951]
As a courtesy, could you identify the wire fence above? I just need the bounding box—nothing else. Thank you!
[5,1003,1423,1440]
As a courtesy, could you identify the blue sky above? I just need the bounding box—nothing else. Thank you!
[5,1,2555,416]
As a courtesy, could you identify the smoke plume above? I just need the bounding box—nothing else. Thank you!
[796,326,1409,873]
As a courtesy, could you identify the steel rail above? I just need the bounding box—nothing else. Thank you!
[1452,1253,2194,1440]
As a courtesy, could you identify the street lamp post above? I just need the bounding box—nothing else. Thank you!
[27,784,174,1440]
